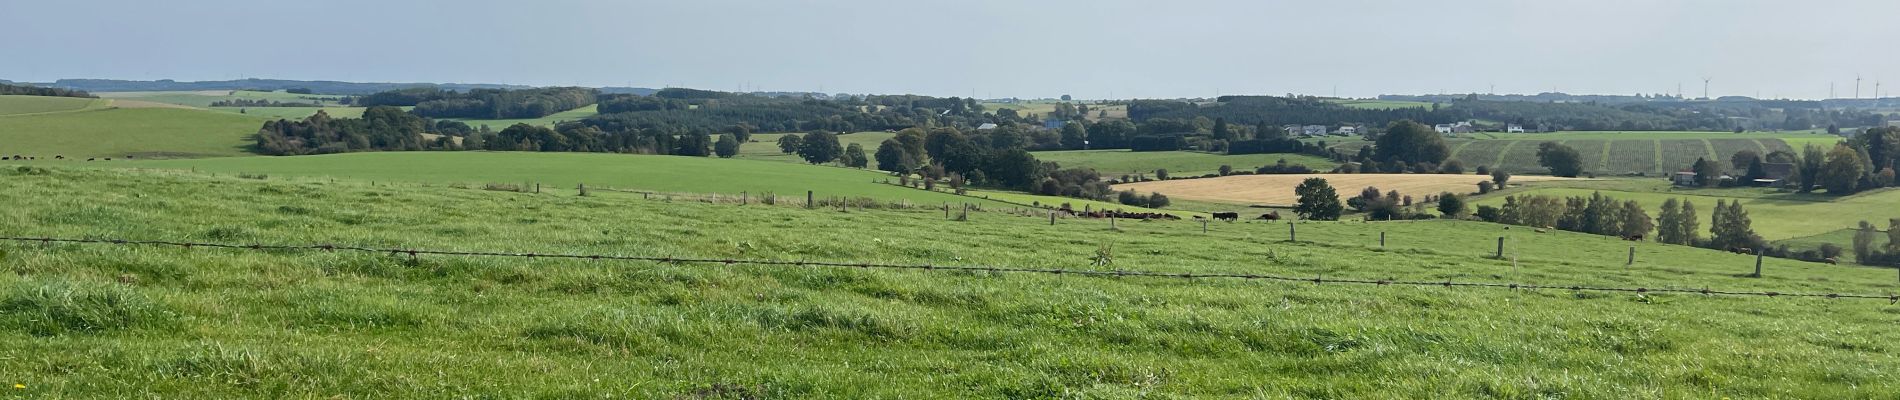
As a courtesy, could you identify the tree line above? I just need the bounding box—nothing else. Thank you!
[0,82,94,98]
[358,87,597,119]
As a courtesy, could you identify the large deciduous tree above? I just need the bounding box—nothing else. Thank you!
[1372,120,1450,165]
[1293,177,1343,221]
[1536,141,1585,177]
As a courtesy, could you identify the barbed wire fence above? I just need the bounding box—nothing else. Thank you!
[3,236,1895,304]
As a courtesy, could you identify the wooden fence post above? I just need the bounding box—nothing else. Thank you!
[535,183,540,194]
[1110,216,1116,229]
[944,203,950,219]
[742,192,748,205]
[1050,211,1056,225]
[1627,246,1635,268]
[807,191,814,208]
[1495,237,1505,259]
[1201,220,1208,234]
[578,183,587,197]
[1380,232,1386,248]
[1752,250,1764,278]
[1288,222,1296,242]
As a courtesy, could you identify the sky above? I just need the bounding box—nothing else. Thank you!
[2,0,1898,100]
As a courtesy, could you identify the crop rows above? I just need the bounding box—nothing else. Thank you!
[1562,140,1611,172]
[1709,139,1765,162]
[1659,139,1713,172]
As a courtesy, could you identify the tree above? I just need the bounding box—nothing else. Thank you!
[1293,177,1343,221]
[1373,120,1450,165]
[1535,141,1585,177]
[797,131,843,164]
[1820,144,1867,194]
[842,143,868,168]
[1147,192,1171,209]
[1436,192,1468,218]
[1060,94,1072,101]
[1211,118,1232,141]
[1730,149,1762,170]
[1491,169,1511,187]
[1439,159,1466,174]
[713,134,741,158]
[1798,143,1826,192]
[1656,198,1683,244]
[1889,218,1900,254]
[1059,122,1088,150]
[1853,220,1878,262]
[1155,169,1169,180]
[1620,200,1653,239]
[1477,180,1495,194]
[874,139,910,172]
[1691,157,1722,187]
[674,132,712,156]
[776,134,803,154]
[1676,200,1700,245]
[1710,200,1759,250]
[1218,165,1234,176]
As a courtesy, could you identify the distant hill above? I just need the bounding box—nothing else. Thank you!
[28,78,534,95]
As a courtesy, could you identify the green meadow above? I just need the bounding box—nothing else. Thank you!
[101,151,1159,213]
[0,167,1896,397]
[1031,150,1339,177]
[0,95,109,116]
[0,104,266,158]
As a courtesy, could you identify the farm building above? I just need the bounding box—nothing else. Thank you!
[1671,171,1698,186]
[1434,121,1474,135]
[975,123,998,130]
[1042,119,1067,130]
[1506,124,1526,133]
[1334,126,1358,136]
[1303,125,1328,137]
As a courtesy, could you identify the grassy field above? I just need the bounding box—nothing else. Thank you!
[1116,173,1581,207]
[1032,150,1339,177]
[0,102,267,158]
[0,167,1897,397]
[442,104,599,129]
[741,132,896,163]
[1327,99,1433,110]
[207,106,367,120]
[96,90,349,108]
[0,95,110,116]
[1472,186,1900,240]
[88,151,1167,214]
[1335,131,1841,175]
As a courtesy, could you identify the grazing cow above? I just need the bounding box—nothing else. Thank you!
[1729,247,1753,255]
[54,155,64,160]
[1192,215,1205,219]
[1824,257,1839,265]
[87,158,95,161]
[1621,234,1644,241]
[1211,212,1239,221]
[103,158,112,161]
[1533,228,1548,233]
[1256,211,1282,221]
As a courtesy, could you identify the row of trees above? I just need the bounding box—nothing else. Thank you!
[254,107,435,155]
[0,82,93,98]
[209,99,320,107]
[357,87,597,119]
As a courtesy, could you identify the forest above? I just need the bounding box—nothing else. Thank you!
[357,87,597,119]
[0,82,94,98]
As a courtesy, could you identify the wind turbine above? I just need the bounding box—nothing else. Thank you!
[1701,77,1711,100]
[1855,74,1862,99]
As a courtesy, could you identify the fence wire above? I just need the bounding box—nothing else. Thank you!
[2,236,1895,303]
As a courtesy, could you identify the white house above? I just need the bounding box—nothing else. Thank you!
[1302,125,1328,137]
[1506,124,1526,133]
[1434,124,1454,134]
[1334,126,1358,136]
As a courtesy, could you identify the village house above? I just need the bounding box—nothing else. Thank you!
[1506,124,1526,133]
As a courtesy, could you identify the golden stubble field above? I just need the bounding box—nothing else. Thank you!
[1113,173,1583,205]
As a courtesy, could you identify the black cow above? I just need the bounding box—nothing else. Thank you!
[1256,211,1282,221]
[1212,212,1239,221]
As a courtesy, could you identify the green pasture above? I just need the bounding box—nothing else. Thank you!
[96,90,349,108]
[100,151,1165,213]
[442,104,599,129]
[1032,150,1339,177]
[0,167,1896,397]
[0,95,109,116]
[0,105,266,159]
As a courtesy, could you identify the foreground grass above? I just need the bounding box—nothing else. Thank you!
[1,167,1897,398]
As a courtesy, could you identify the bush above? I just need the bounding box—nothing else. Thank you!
[1477,181,1494,194]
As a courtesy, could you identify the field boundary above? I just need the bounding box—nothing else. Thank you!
[5,236,1895,303]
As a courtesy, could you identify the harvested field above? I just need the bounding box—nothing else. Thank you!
[1112,173,1582,206]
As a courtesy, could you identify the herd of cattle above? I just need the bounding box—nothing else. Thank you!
[4,155,131,161]
[1057,208,1284,222]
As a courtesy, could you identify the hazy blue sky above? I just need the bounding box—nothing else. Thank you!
[3,0,1897,99]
